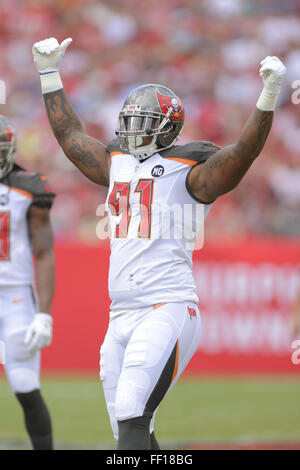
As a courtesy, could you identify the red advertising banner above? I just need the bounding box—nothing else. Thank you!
[43,237,300,374]
[190,237,300,374]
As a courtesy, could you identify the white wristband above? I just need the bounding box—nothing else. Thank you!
[40,71,63,94]
[36,312,53,324]
[256,87,278,112]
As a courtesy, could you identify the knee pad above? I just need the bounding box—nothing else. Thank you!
[115,369,151,421]
[6,367,40,393]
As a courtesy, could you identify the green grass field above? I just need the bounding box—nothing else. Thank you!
[0,373,300,449]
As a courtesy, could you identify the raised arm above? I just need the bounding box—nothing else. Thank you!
[32,38,110,187]
[188,56,286,203]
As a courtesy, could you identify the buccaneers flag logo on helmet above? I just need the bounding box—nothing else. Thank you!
[156,90,185,122]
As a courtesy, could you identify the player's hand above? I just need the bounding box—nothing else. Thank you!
[24,313,53,354]
[32,37,72,75]
[259,56,286,96]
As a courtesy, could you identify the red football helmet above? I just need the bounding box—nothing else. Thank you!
[0,115,16,179]
[116,84,185,160]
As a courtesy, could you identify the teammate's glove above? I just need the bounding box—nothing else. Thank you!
[32,37,72,94]
[256,56,286,111]
[24,313,53,355]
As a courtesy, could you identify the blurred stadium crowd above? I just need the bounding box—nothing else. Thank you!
[1,0,300,241]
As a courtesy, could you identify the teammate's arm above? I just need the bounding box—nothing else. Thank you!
[188,56,286,203]
[28,205,55,315]
[32,38,109,187]
[24,205,55,354]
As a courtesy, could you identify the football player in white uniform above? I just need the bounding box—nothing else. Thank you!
[32,38,286,450]
[0,115,55,450]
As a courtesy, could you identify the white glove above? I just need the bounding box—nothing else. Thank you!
[24,313,53,355]
[32,37,72,94]
[256,56,286,111]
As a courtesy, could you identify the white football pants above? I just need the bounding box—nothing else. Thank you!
[0,286,40,393]
[100,301,202,440]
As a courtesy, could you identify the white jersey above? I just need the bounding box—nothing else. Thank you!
[106,139,219,311]
[0,166,55,286]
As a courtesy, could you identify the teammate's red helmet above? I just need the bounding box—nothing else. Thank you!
[116,84,185,160]
[0,115,16,179]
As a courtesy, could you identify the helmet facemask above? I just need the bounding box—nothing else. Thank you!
[116,85,184,161]
[0,130,16,179]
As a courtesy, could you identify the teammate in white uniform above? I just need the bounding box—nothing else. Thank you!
[32,37,286,449]
[0,115,55,450]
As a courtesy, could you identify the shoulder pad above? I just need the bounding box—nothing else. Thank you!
[159,141,221,165]
[8,169,55,209]
[106,138,129,156]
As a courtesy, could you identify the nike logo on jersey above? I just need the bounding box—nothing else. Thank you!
[153,302,167,310]
[12,298,25,304]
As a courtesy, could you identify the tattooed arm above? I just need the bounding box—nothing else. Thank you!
[32,38,109,186]
[28,206,55,314]
[188,56,286,203]
[188,108,273,203]
[44,88,109,186]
